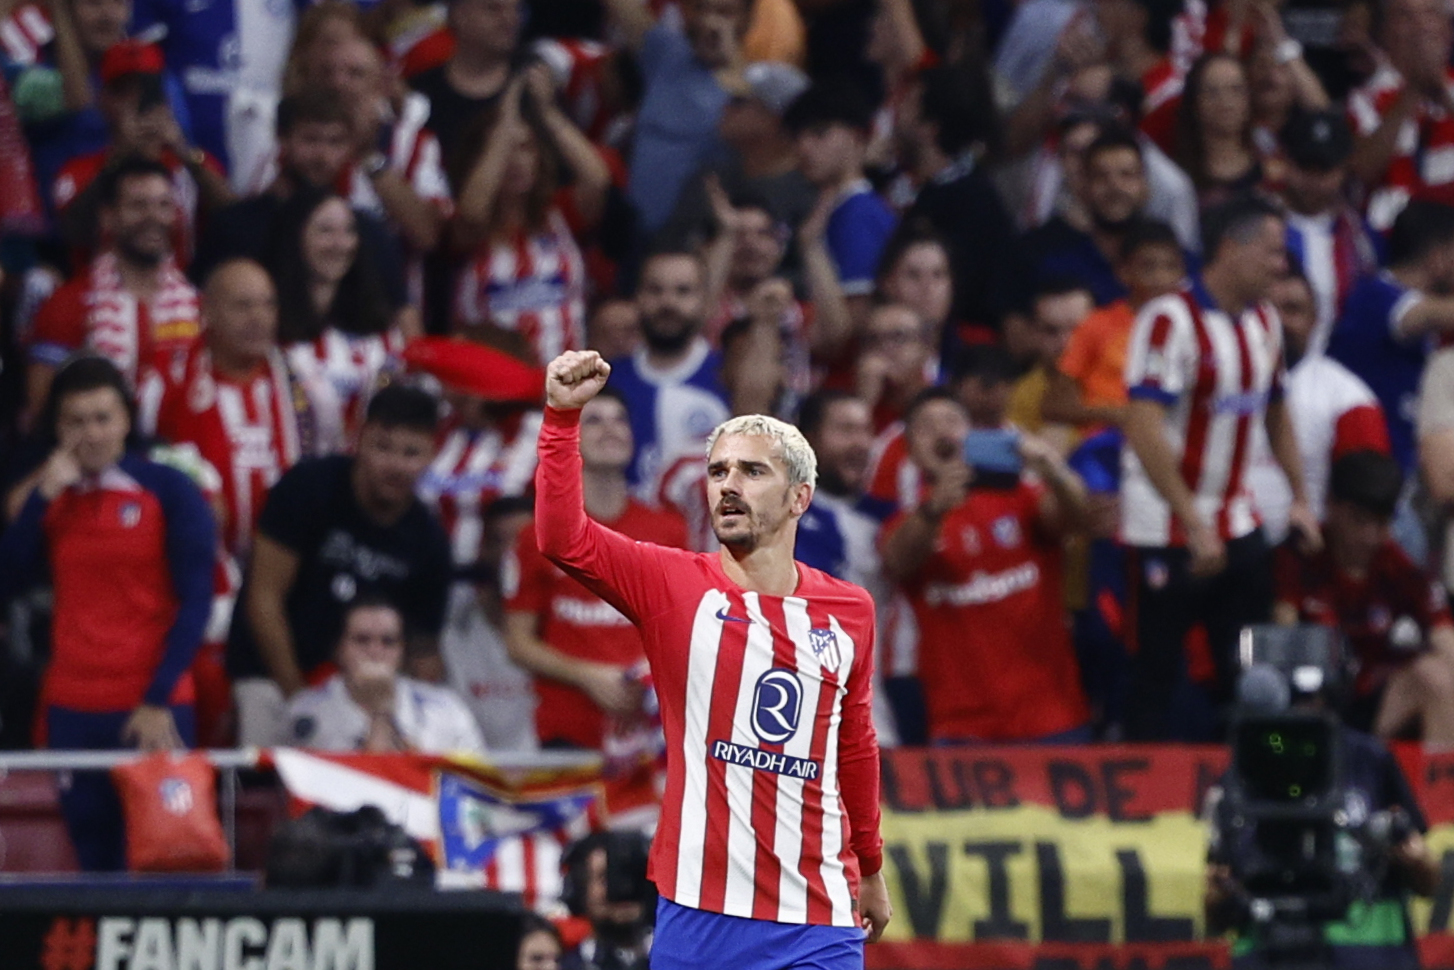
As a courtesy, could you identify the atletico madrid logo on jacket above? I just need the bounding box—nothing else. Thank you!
[808,627,841,670]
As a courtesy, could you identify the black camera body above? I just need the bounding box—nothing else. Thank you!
[1223,712,1354,921]
[1215,627,1410,964]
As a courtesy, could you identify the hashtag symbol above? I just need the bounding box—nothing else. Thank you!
[41,918,96,970]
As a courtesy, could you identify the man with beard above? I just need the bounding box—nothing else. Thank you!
[536,350,891,967]
[189,91,407,304]
[608,250,731,499]
[50,41,232,265]
[225,384,452,746]
[1023,127,1158,307]
[28,157,200,422]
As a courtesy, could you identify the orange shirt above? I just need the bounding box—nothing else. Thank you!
[1057,300,1136,410]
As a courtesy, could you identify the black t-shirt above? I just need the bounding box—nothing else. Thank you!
[410,66,503,176]
[226,456,452,679]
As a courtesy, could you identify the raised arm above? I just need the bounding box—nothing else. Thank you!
[536,351,683,621]
[452,76,528,253]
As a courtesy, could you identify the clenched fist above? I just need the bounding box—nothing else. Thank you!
[546,351,611,410]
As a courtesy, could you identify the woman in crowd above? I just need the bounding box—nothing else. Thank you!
[1174,52,1264,208]
[875,221,961,359]
[0,356,214,870]
[448,67,611,364]
[267,188,411,442]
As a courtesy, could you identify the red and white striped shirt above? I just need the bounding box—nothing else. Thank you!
[453,209,586,365]
[1121,288,1287,547]
[418,411,543,566]
[1349,65,1454,230]
[531,38,620,145]
[283,328,402,444]
[138,339,334,556]
[535,407,883,926]
[342,92,452,219]
[0,4,51,66]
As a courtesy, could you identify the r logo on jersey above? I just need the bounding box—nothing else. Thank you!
[119,502,142,528]
[808,627,842,670]
[752,669,803,744]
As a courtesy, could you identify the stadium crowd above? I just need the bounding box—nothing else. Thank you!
[4,0,1454,883]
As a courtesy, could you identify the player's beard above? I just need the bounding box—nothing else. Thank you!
[712,502,759,550]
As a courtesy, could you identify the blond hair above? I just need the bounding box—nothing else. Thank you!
[706,414,817,488]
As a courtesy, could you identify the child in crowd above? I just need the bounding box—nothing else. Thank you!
[1042,218,1186,434]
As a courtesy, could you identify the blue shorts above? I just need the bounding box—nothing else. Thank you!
[651,897,864,970]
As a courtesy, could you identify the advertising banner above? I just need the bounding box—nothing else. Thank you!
[871,746,1454,969]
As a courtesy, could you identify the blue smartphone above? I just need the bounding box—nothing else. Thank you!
[963,429,1022,487]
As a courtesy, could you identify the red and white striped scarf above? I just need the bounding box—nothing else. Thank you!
[85,252,200,385]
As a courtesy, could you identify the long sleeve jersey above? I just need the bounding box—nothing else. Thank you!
[534,406,882,927]
[0,452,215,711]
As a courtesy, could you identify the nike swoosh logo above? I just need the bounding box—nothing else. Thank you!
[715,607,751,624]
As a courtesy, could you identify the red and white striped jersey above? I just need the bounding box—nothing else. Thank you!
[1,4,51,65]
[342,92,452,219]
[530,38,619,145]
[418,411,543,566]
[1349,65,1454,230]
[283,328,403,444]
[535,407,883,926]
[1121,288,1287,547]
[453,209,586,365]
[137,340,318,556]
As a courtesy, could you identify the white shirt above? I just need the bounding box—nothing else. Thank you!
[288,674,488,756]
[439,584,539,753]
[1246,354,1381,543]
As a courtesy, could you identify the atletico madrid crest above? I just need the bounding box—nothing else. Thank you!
[808,627,841,671]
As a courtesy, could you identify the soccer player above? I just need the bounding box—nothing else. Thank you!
[535,349,891,967]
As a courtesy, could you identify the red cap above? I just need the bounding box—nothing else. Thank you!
[100,41,165,85]
[402,337,544,403]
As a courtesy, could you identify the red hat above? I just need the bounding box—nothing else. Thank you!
[402,337,544,403]
[100,41,165,85]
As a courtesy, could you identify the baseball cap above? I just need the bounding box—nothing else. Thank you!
[100,41,165,86]
[727,62,810,118]
[1280,109,1353,171]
